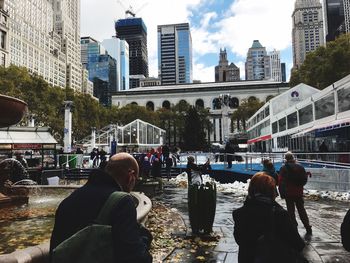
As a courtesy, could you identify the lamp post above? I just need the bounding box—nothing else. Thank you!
[219,94,231,143]
[63,101,73,153]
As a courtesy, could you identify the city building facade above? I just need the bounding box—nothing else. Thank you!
[2,0,83,91]
[111,80,289,144]
[140,77,161,87]
[245,40,270,81]
[292,0,324,68]
[101,37,129,91]
[52,0,82,91]
[281,63,287,82]
[88,54,117,106]
[269,49,282,82]
[344,0,350,33]
[115,17,148,89]
[81,67,93,96]
[158,23,193,85]
[215,48,240,82]
[0,4,8,67]
[323,0,345,42]
[81,37,104,67]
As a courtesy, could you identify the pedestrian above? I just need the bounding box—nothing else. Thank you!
[50,153,152,262]
[165,154,173,180]
[232,172,306,263]
[278,151,312,235]
[142,156,151,178]
[225,141,235,169]
[261,159,278,183]
[341,209,350,251]
[151,157,161,178]
[186,156,210,186]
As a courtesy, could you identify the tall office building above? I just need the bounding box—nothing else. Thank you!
[215,48,240,82]
[0,3,9,67]
[102,37,130,91]
[115,17,148,89]
[88,54,117,106]
[52,0,82,91]
[344,0,350,33]
[158,23,193,85]
[292,0,324,68]
[2,0,83,92]
[323,0,345,42]
[81,37,105,67]
[281,63,287,82]
[269,49,282,82]
[245,40,270,81]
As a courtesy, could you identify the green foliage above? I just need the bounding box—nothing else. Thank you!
[116,104,160,126]
[290,34,350,89]
[231,98,264,131]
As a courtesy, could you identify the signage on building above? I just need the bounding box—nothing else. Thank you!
[290,91,301,102]
[13,144,42,149]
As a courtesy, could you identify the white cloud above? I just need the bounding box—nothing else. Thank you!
[81,0,296,82]
[193,62,214,82]
[213,0,295,57]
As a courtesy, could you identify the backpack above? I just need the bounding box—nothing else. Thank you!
[52,191,128,263]
[285,163,308,186]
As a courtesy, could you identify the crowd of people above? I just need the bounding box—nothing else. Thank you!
[47,149,350,263]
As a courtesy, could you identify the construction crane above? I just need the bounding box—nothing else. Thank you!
[116,0,148,18]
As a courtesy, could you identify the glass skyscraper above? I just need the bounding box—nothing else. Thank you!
[158,23,193,85]
[115,17,148,89]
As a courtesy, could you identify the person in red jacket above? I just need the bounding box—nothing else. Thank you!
[278,152,312,235]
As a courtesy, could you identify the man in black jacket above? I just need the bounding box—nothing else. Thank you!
[50,153,152,262]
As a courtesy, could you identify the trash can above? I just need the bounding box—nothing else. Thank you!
[58,155,68,168]
[188,181,216,234]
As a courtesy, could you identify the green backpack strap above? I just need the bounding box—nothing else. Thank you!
[95,191,129,225]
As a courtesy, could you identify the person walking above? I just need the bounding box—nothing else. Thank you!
[50,153,152,262]
[278,151,312,235]
[233,172,306,263]
[261,159,278,183]
[225,141,235,169]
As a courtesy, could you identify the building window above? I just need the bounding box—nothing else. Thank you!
[338,87,350,113]
[315,94,335,120]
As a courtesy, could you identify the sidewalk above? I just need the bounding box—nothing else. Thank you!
[155,184,350,263]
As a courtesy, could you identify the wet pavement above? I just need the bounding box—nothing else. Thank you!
[154,183,350,262]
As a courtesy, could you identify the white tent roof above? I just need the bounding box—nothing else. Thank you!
[0,127,57,144]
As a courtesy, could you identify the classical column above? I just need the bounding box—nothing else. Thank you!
[63,101,73,153]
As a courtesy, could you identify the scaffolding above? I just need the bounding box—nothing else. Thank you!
[77,119,166,152]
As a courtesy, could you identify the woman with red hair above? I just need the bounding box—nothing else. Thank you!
[232,172,306,263]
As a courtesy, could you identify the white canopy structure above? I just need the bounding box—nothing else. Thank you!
[78,119,166,152]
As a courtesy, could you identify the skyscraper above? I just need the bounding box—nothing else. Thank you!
[115,17,148,89]
[323,0,345,42]
[52,0,82,91]
[102,37,130,91]
[215,48,240,82]
[0,4,9,67]
[245,40,270,81]
[344,0,350,33]
[281,63,287,82]
[292,0,324,68]
[158,23,193,85]
[269,49,282,82]
[2,0,84,92]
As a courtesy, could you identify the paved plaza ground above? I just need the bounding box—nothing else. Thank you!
[155,183,350,263]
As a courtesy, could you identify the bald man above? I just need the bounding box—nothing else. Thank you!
[50,153,152,263]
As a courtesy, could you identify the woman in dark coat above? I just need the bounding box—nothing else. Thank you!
[232,172,305,263]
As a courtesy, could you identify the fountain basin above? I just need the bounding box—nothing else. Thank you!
[0,185,152,263]
[0,94,28,128]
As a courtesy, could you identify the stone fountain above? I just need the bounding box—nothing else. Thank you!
[0,94,29,207]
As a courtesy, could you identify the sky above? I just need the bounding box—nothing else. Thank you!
[81,0,296,82]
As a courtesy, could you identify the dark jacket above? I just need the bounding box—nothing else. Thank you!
[50,169,152,263]
[341,209,350,252]
[232,196,305,263]
[278,162,305,197]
